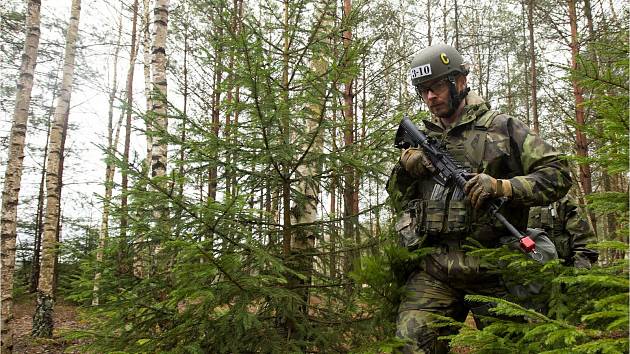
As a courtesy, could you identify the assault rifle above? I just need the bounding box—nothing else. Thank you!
[394,115,538,255]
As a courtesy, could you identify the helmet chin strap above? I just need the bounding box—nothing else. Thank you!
[444,75,470,117]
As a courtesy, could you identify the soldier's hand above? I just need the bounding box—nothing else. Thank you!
[463,173,512,209]
[400,148,435,177]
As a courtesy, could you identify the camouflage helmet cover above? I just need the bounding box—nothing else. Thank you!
[409,44,468,87]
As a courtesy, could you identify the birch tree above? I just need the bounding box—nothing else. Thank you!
[32,0,81,338]
[144,0,169,272]
[0,0,41,351]
[150,0,169,180]
[143,0,153,169]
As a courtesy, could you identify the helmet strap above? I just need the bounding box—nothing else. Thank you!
[445,75,470,116]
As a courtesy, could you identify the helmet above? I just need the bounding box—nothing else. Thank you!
[409,44,468,87]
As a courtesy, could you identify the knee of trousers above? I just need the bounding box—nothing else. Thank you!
[396,310,444,353]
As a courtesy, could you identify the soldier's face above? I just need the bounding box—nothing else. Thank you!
[421,75,467,118]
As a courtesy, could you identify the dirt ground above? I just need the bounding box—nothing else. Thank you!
[10,298,478,353]
[12,298,87,354]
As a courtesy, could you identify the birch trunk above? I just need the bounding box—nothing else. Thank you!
[1,0,41,351]
[148,0,170,271]
[150,0,169,180]
[143,0,153,169]
[29,65,60,295]
[32,0,81,338]
[290,0,332,323]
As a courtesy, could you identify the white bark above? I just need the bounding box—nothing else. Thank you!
[150,0,169,179]
[0,0,41,351]
[32,0,81,338]
[143,0,153,169]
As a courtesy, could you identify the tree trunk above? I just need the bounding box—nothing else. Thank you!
[224,0,241,198]
[442,0,448,43]
[29,73,59,294]
[179,20,188,198]
[473,13,483,97]
[329,107,337,280]
[567,0,595,233]
[29,133,46,294]
[342,0,358,276]
[454,0,460,49]
[150,0,169,179]
[520,0,531,127]
[148,0,170,273]
[527,0,539,134]
[32,0,81,338]
[505,53,513,115]
[289,0,332,330]
[120,0,139,276]
[52,107,71,294]
[93,14,124,305]
[427,0,432,45]
[1,0,41,350]
[208,7,223,203]
[143,0,153,170]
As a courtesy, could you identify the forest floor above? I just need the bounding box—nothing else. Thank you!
[12,296,477,353]
[13,297,87,354]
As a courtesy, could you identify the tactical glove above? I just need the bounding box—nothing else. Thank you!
[464,173,512,209]
[400,148,435,177]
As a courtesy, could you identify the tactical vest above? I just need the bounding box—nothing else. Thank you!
[528,203,571,260]
[411,109,502,241]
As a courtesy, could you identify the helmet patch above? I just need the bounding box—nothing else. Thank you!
[440,53,450,65]
[409,63,432,80]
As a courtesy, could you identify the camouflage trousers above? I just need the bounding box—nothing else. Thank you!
[396,245,508,354]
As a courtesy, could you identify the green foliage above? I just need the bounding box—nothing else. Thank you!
[56,0,628,353]
[438,242,629,354]
[571,21,629,241]
[65,0,404,352]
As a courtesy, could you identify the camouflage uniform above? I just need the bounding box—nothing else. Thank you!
[387,92,572,353]
[528,194,598,268]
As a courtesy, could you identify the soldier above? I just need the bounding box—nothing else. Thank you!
[528,194,598,269]
[386,43,572,353]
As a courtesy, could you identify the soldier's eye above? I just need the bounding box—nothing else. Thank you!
[419,79,449,96]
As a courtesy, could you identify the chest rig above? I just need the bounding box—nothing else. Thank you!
[415,109,500,238]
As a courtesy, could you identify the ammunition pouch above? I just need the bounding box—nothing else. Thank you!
[418,199,471,235]
[396,199,472,249]
[395,200,424,249]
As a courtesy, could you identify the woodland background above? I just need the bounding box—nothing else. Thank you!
[0,0,627,352]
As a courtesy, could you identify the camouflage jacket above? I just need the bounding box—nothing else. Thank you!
[387,92,572,246]
[529,195,599,268]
